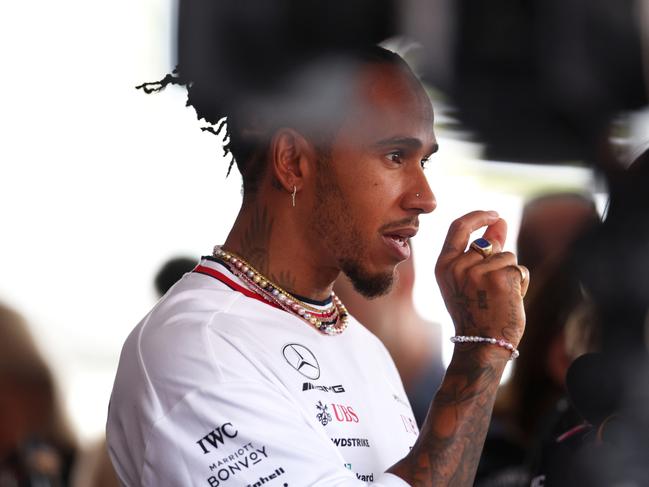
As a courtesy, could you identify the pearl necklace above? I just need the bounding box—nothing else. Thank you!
[213,246,349,336]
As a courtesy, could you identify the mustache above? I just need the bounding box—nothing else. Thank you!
[378,217,419,233]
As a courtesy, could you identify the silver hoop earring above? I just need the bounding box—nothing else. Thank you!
[291,186,297,208]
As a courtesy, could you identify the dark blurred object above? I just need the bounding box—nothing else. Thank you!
[530,148,649,486]
[154,257,197,297]
[176,0,397,112]
[418,0,648,165]
[175,0,647,166]
[566,353,622,426]
[577,148,649,358]
[0,302,77,486]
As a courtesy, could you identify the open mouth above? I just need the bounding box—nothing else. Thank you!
[381,233,414,260]
[386,235,409,247]
[380,224,418,261]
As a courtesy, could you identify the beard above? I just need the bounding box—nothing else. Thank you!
[339,257,395,298]
[311,156,395,298]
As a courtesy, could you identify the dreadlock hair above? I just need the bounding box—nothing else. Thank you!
[136,45,413,200]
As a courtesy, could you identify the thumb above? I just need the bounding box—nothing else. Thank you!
[480,218,508,253]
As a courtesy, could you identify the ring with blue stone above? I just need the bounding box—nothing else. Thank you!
[470,237,493,258]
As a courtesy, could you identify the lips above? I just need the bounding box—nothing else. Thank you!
[381,227,418,261]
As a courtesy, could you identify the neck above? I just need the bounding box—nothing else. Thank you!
[223,199,338,301]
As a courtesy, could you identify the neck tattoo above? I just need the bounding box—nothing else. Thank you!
[213,245,349,336]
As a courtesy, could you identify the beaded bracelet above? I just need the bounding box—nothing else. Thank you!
[450,335,520,360]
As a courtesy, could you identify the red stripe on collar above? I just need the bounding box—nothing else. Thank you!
[193,265,281,310]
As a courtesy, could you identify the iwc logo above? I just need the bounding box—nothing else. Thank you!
[282,344,320,380]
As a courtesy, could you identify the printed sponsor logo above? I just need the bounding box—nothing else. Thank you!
[197,423,238,454]
[316,402,360,425]
[282,344,320,379]
[331,437,370,448]
[302,382,345,393]
[245,467,286,487]
[356,473,374,482]
[316,400,332,426]
[206,443,268,486]
[401,415,418,435]
[342,465,374,482]
[331,403,359,423]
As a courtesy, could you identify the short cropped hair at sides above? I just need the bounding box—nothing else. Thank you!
[136,45,413,198]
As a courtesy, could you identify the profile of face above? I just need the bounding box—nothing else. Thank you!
[309,63,437,298]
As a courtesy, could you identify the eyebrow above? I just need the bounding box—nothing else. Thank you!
[371,136,439,155]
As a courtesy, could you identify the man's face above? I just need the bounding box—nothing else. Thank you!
[311,63,437,297]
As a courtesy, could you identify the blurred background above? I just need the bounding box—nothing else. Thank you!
[1,0,648,485]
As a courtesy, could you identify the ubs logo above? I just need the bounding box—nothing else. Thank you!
[331,404,359,423]
[282,344,320,379]
[316,402,360,425]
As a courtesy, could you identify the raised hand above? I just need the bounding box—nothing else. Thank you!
[388,210,529,487]
[435,210,528,349]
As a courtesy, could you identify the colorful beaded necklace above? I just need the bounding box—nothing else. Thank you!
[213,246,349,336]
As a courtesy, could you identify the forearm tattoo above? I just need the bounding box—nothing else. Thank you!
[388,285,510,486]
[388,347,505,486]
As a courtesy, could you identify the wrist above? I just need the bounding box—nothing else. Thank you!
[451,335,519,360]
[449,341,512,368]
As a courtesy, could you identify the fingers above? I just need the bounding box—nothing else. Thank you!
[516,264,530,297]
[438,211,501,264]
[481,218,508,254]
[454,251,516,288]
[487,263,530,298]
[440,216,507,281]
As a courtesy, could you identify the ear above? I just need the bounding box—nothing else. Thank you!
[269,128,316,193]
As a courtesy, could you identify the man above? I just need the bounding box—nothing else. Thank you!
[107,46,528,486]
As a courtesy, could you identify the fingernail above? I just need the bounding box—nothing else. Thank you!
[487,211,499,218]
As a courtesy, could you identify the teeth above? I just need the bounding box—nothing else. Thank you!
[387,235,408,246]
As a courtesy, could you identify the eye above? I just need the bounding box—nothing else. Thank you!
[386,150,404,164]
[420,157,430,170]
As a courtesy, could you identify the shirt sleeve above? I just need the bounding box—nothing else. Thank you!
[137,380,411,487]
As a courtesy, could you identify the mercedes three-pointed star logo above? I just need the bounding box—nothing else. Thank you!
[282,343,320,380]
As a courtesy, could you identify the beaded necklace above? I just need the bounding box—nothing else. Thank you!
[213,246,349,336]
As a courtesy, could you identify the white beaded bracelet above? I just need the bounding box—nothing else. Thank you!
[450,335,520,360]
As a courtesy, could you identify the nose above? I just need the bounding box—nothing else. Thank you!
[403,169,436,214]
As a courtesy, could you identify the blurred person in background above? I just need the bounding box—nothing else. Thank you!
[0,302,77,486]
[334,247,444,427]
[529,148,649,486]
[475,193,601,486]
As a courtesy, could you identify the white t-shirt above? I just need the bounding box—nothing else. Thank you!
[107,257,419,486]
